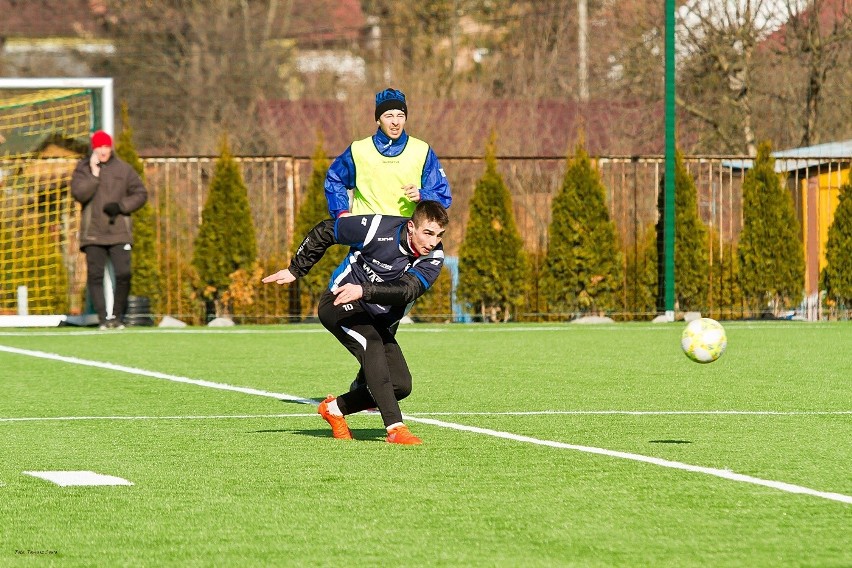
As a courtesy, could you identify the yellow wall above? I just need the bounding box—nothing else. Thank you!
[801,166,850,293]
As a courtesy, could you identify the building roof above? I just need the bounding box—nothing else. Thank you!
[773,140,852,159]
[259,98,669,157]
[0,0,109,38]
[0,0,365,47]
[259,100,354,157]
[279,0,365,45]
[759,0,850,52]
[722,140,852,172]
[418,99,667,157]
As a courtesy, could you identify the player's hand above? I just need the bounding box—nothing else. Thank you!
[332,283,364,305]
[89,153,101,177]
[262,269,295,285]
[402,184,421,202]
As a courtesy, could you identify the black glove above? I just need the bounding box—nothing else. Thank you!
[103,202,121,224]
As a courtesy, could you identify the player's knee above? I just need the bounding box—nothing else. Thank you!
[394,383,412,401]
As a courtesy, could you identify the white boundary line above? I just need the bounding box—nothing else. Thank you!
[2,410,851,424]
[2,343,850,505]
[0,414,319,422]
[0,320,841,337]
[0,344,314,405]
[404,416,852,505]
[408,410,852,416]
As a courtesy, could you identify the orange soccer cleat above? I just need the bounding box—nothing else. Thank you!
[318,395,353,440]
[386,424,422,445]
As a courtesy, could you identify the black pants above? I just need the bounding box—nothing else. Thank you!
[83,244,132,324]
[318,290,411,428]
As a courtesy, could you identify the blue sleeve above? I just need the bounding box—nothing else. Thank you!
[419,148,452,209]
[325,146,356,218]
[408,248,445,290]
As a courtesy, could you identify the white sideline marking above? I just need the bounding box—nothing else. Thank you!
[22,471,133,486]
[0,328,327,337]
[403,416,852,505]
[2,344,850,505]
[0,345,315,405]
[0,321,838,338]
[2,410,851,424]
[0,414,319,423]
[410,410,852,416]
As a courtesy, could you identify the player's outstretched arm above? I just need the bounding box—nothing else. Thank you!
[263,219,337,285]
[361,272,426,305]
[262,268,296,285]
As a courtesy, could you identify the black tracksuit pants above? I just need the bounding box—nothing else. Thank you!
[317,290,411,428]
[83,244,131,324]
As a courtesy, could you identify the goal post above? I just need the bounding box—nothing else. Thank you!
[0,77,113,135]
[0,78,114,325]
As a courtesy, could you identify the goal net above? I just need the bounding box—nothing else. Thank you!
[0,82,107,317]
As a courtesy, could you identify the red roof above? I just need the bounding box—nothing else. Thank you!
[419,99,666,156]
[259,98,669,157]
[272,0,366,45]
[0,0,365,46]
[760,0,850,51]
[260,100,355,157]
[0,0,109,38]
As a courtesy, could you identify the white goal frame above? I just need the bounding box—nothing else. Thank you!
[0,77,114,136]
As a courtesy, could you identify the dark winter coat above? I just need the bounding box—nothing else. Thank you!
[70,154,148,249]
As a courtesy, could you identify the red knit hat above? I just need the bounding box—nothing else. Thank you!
[91,130,113,148]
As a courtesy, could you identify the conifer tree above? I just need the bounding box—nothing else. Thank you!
[290,135,346,316]
[457,133,528,322]
[673,150,709,311]
[192,135,257,316]
[624,225,658,320]
[822,180,852,309]
[410,269,453,321]
[708,230,742,319]
[542,141,622,315]
[115,103,161,313]
[737,141,804,313]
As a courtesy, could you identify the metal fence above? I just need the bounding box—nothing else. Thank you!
[25,153,852,322]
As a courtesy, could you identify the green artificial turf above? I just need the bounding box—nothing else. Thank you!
[1,322,850,567]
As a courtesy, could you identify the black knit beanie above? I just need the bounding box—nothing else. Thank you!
[375,88,407,120]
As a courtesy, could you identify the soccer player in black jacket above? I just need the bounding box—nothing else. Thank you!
[263,200,448,445]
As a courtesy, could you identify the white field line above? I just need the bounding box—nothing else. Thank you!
[0,344,315,405]
[410,410,852,416]
[404,416,852,505]
[0,320,837,337]
[2,343,850,505]
[0,414,319,422]
[3,410,851,424]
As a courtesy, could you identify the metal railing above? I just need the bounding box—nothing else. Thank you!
[4,153,847,321]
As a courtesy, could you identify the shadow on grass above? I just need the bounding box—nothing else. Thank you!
[277,398,322,406]
[648,439,693,444]
[250,428,388,442]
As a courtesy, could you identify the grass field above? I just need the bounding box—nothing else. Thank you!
[1,322,850,567]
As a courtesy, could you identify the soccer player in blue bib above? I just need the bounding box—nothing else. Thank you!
[324,88,451,219]
[263,200,448,445]
[326,88,453,397]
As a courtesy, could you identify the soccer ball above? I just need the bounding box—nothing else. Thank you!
[681,318,727,363]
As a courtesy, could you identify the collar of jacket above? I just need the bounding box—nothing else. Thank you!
[372,128,408,157]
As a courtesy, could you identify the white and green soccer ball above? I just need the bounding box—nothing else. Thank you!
[681,317,727,363]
